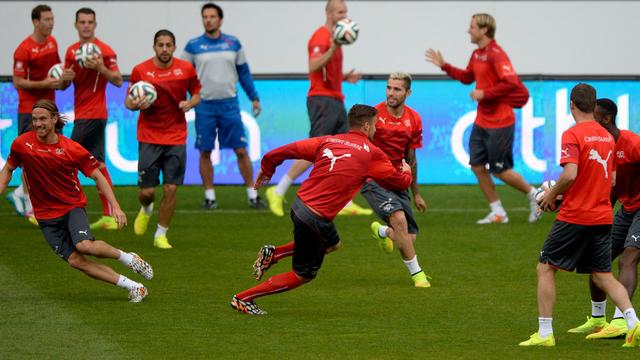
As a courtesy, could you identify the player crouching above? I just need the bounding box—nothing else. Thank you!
[0,100,153,303]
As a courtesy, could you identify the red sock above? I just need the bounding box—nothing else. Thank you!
[273,241,295,262]
[97,165,114,216]
[236,271,304,302]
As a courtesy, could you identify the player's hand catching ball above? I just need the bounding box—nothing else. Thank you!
[401,159,411,173]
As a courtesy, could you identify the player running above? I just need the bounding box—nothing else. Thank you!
[0,100,153,303]
[231,104,412,314]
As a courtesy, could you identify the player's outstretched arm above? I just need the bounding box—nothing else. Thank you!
[89,168,127,229]
[0,163,16,195]
[425,49,445,68]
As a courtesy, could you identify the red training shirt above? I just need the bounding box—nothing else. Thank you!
[307,26,344,101]
[64,38,119,119]
[13,35,60,113]
[260,130,412,220]
[6,132,100,220]
[612,130,640,212]
[441,40,519,128]
[129,58,201,145]
[373,102,423,168]
[557,121,616,225]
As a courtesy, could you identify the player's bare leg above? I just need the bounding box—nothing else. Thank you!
[591,272,640,341]
[235,147,264,208]
[385,211,430,287]
[536,263,557,318]
[90,163,119,230]
[67,251,121,284]
[494,169,540,223]
[154,184,177,249]
[134,188,155,236]
[199,150,217,209]
[472,165,508,224]
[618,248,640,298]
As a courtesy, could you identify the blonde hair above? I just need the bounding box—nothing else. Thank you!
[472,13,496,38]
[389,72,412,90]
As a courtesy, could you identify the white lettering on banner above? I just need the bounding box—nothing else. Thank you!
[0,118,12,167]
[106,122,137,172]
[521,98,546,172]
[555,89,575,165]
[451,110,476,167]
[617,94,629,130]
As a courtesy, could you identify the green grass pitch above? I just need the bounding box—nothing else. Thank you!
[0,185,638,359]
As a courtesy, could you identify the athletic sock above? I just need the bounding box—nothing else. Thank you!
[14,184,24,197]
[118,250,134,267]
[154,225,168,239]
[273,242,295,262]
[24,194,33,215]
[489,200,506,216]
[538,317,553,338]
[591,300,606,318]
[97,166,114,216]
[613,307,624,320]
[116,275,142,290]
[403,255,422,275]
[527,187,537,201]
[622,308,639,329]
[275,175,293,196]
[205,188,216,201]
[142,203,154,215]
[247,188,258,200]
[378,225,389,238]
[236,271,303,302]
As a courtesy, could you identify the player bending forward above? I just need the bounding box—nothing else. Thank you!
[0,100,153,303]
[231,104,411,314]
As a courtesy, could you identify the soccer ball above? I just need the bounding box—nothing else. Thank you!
[535,180,564,212]
[333,19,359,45]
[48,63,63,79]
[75,43,102,68]
[128,81,158,104]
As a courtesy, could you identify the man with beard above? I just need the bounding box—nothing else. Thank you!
[183,2,264,210]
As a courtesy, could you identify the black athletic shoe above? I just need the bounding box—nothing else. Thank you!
[249,196,266,209]
[201,199,218,209]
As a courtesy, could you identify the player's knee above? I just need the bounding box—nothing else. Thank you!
[536,262,555,276]
[590,272,613,287]
[619,248,640,269]
[67,252,87,270]
[471,165,486,174]
[139,188,155,200]
[74,240,93,255]
[234,147,248,158]
[389,212,408,231]
[199,150,211,159]
[163,184,178,195]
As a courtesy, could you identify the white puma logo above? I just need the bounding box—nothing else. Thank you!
[561,148,570,158]
[25,142,33,150]
[322,148,351,171]
[588,149,612,178]
[632,234,639,242]
[78,230,88,236]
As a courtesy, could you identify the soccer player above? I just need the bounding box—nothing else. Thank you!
[126,30,201,249]
[0,100,153,303]
[518,84,640,347]
[425,13,539,224]
[62,7,123,230]
[231,105,412,314]
[362,72,430,288]
[8,4,69,225]
[567,98,640,340]
[183,2,265,209]
[265,0,371,217]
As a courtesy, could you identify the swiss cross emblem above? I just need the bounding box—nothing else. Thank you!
[55,148,65,155]
[404,119,411,127]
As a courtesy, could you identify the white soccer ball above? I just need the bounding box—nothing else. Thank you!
[128,81,158,104]
[535,180,564,212]
[75,43,102,68]
[333,19,359,45]
[48,63,63,79]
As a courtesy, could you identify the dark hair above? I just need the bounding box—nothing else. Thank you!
[201,3,223,18]
[31,4,52,20]
[154,29,176,45]
[32,99,67,132]
[348,104,378,128]
[75,7,95,22]
[570,83,596,113]
[596,98,618,125]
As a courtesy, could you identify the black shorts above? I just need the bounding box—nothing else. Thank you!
[539,220,612,273]
[38,208,94,261]
[18,113,32,135]
[611,207,640,258]
[307,96,348,137]
[290,197,340,280]
[138,142,186,188]
[71,119,107,162]
[468,124,514,174]
[361,180,418,234]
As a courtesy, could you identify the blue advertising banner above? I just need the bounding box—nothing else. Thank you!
[1,79,638,186]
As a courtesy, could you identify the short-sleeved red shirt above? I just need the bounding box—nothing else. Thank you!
[557,121,616,225]
[372,102,423,168]
[613,130,640,212]
[307,26,343,101]
[129,58,201,145]
[64,38,119,119]
[6,132,100,220]
[13,35,60,113]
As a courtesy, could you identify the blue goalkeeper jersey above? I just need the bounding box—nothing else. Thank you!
[183,33,258,102]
